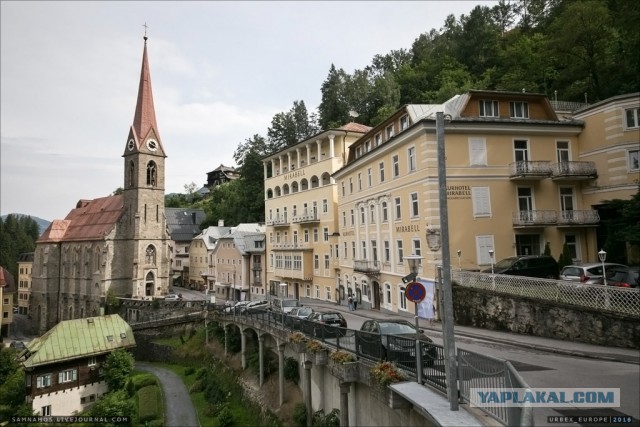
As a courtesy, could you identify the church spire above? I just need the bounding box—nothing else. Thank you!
[132,32,159,143]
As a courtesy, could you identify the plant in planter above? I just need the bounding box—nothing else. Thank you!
[369,361,406,387]
[306,340,325,353]
[329,350,356,364]
[306,340,329,365]
[289,332,307,343]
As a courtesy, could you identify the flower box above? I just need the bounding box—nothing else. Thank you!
[329,361,359,382]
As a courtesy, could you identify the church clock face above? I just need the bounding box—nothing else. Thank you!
[146,139,158,151]
[127,139,135,151]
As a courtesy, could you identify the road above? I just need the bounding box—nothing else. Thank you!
[335,309,640,427]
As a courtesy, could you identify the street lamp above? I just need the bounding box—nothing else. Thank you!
[404,254,423,385]
[598,249,607,286]
[489,249,495,290]
[457,250,462,271]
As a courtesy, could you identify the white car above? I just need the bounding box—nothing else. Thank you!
[225,301,249,313]
[165,294,181,301]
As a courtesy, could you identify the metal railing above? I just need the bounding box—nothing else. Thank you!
[509,161,552,178]
[458,349,533,426]
[557,209,599,225]
[215,307,534,425]
[453,270,640,317]
[551,161,597,179]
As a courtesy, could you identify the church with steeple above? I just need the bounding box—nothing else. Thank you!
[30,35,171,334]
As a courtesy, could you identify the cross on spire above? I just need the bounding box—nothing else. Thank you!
[142,22,149,40]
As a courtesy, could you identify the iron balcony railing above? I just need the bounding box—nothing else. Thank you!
[266,214,289,226]
[557,210,600,225]
[512,210,557,226]
[292,211,319,223]
[509,161,552,179]
[551,161,597,180]
[353,259,381,274]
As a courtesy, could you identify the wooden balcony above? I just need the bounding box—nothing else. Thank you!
[509,161,552,181]
[551,161,597,181]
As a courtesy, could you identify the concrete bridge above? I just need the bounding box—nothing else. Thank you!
[122,300,532,426]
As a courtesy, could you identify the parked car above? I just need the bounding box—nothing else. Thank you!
[270,298,301,321]
[9,340,26,351]
[240,299,269,313]
[603,266,639,288]
[482,255,559,279]
[304,310,347,338]
[559,263,627,285]
[225,301,249,313]
[164,293,182,301]
[356,319,438,369]
[285,306,313,328]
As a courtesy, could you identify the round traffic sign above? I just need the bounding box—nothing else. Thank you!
[405,281,426,303]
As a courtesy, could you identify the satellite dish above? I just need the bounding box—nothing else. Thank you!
[348,110,359,118]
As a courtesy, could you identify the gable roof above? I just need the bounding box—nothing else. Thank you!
[22,314,135,369]
[165,208,205,242]
[194,226,232,250]
[38,195,124,243]
[0,267,15,292]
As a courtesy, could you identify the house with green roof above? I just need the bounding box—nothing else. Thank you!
[22,314,135,416]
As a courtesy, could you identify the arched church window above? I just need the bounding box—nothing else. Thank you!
[146,161,157,187]
[145,245,156,265]
[129,161,135,188]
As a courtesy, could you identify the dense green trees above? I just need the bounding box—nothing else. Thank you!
[0,214,39,279]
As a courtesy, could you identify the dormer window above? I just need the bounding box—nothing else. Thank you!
[510,101,529,119]
[355,146,362,159]
[365,139,371,152]
[400,115,410,130]
[374,133,382,147]
[386,124,395,140]
[479,100,499,117]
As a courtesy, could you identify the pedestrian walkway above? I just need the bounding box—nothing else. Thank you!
[299,298,640,365]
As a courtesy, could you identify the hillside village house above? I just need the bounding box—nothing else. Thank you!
[17,252,34,315]
[165,208,205,287]
[1,267,16,340]
[262,123,371,303]
[29,36,171,333]
[262,90,639,314]
[21,314,135,416]
[189,223,265,301]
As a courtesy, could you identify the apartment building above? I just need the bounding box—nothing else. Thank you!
[17,252,34,315]
[188,223,231,290]
[166,208,205,287]
[263,123,371,302]
[332,89,629,314]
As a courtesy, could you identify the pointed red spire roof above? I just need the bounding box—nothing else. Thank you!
[133,36,159,143]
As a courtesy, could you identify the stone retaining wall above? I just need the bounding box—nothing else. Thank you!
[452,284,640,349]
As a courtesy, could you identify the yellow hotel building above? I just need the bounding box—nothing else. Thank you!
[264,90,639,315]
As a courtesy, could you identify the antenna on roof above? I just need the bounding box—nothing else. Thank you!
[348,110,359,123]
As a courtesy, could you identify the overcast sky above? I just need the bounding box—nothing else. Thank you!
[1,1,491,222]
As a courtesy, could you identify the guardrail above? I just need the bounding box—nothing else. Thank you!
[452,270,640,317]
[215,307,534,426]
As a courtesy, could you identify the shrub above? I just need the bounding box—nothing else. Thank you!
[314,408,340,427]
[329,350,355,364]
[195,367,208,380]
[306,340,325,353]
[132,373,158,390]
[184,366,196,376]
[204,379,227,403]
[289,332,306,343]
[284,357,299,384]
[138,385,160,422]
[216,403,234,427]
[189,380,204,393]
[370,361,406,386]
[293,403,307,427]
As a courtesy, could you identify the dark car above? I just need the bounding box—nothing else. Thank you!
[356,319,438,370]
[9,340,26,351]
[304,311,347,338]
[604,266,639,288]
[482,255,559,279]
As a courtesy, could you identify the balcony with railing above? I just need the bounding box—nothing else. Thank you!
[509,161,552,180]
[266,214,289,227]
[551,161,597,181]
[557,210,600,227]
[512,210,557,227]
[353,260,381,275]
[270,242,313,251]
[292,210,319,224]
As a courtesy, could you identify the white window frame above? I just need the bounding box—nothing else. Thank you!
[392,155,400,177]
[379,161,385,182]
[386,124,394,139]
[625,108,640,129]
[408,146,416,172]
[375,133,382,147]
[382,202,388,222]
[471,187,491,218]
[628,149,639,171]
[394,197,402,220]
[510,101,529,119]
[400,114,410,130]
[410,192,419,217]
[37,374,52,388]
[479,100,499,117]
[396,239,404,263]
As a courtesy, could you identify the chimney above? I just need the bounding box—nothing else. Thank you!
[218,219,224,227]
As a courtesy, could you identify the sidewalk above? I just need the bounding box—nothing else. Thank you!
[299,297,640,365]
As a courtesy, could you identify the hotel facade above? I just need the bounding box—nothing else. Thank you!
[263,91,639,315]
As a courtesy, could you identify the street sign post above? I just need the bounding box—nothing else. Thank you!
[405,281,426,303]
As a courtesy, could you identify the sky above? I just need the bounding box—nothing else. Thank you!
[1,1,493,222]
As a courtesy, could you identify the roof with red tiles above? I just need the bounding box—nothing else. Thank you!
[338,122,372,133]
[37,195,124,243]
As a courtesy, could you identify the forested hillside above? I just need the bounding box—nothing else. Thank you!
[195,0,640,227]
[0,214,40,279]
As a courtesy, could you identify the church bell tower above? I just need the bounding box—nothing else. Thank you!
[120,34,170,298]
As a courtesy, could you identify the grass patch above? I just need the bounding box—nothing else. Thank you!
[152,336,183,348]
[138,385,160,422]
